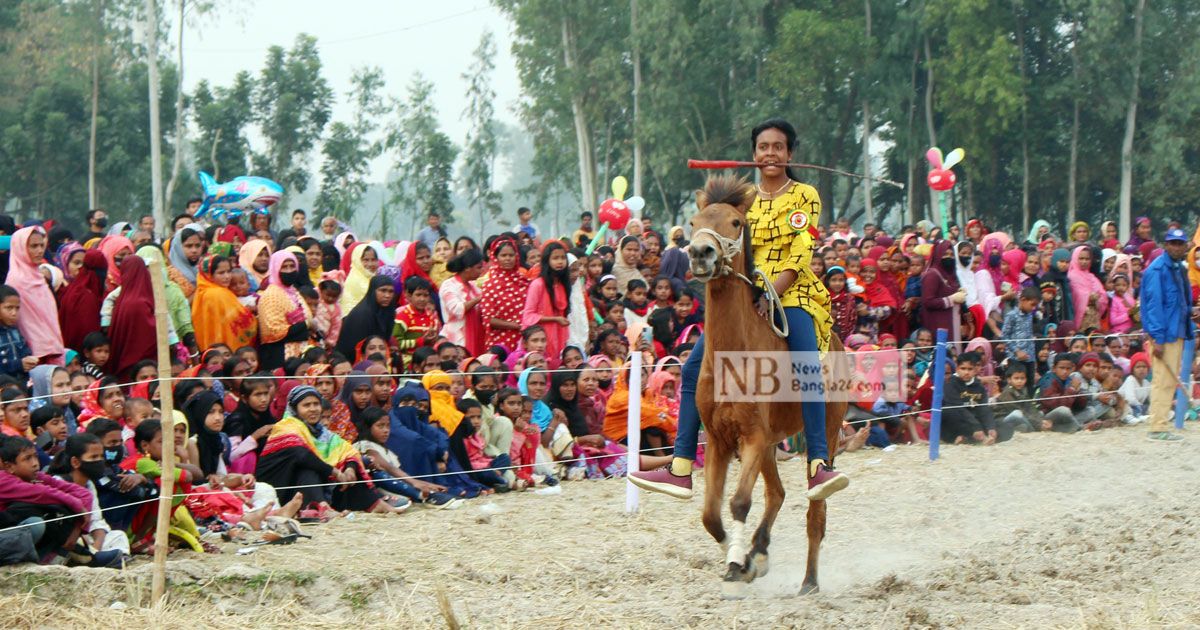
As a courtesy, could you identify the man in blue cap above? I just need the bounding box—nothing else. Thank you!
[1141,227,1194,441]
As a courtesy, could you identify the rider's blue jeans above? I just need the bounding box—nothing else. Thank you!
[673,307,830,463]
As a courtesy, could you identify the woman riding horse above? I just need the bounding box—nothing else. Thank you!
[630,118,849,500]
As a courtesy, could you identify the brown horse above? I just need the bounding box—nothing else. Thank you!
[687,174,847,599]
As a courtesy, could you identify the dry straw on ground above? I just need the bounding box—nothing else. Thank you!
[2,427,1199,628]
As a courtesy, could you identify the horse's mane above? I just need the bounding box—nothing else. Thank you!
[696,174,753,212]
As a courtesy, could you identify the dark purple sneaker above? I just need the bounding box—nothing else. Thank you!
[806,464,848,501]
[628,466,694,500]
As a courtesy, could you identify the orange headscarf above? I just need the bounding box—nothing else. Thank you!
[422,370,463,435]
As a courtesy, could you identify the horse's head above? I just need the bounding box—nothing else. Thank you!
[688,174,754,282]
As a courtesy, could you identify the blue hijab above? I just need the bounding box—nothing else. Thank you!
[518,367,554,431]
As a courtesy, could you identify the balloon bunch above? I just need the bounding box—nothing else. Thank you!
[586,176,644,255]
[925,147,965,235]
[925,147,964,191]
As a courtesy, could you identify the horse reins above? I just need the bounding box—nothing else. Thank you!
[691,227,789,339]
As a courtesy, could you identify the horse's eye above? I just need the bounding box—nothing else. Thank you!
[732,220,742,229]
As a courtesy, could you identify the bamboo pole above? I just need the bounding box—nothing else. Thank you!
[148,257,176,604]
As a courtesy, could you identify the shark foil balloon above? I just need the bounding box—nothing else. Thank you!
[196,171,284,218]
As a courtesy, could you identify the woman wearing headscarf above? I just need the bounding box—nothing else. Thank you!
[167,223,205,299]
[1125,217,1153,253]
[479,236,529,351]
[657,247,690,297]
[399,241,438,307]
[1039,248,1074,325]
[238,238,272,290]
[429,237,454,286]
[183,390,229,480]
[335,276,397,359]
[919,240,965,342]
[8,226,64,366]
[256,385,398,513]
[1067,221,1091,248]
[106,256,158,378]
[339,242,377,313]
[612,235,646,297]
[257,251,312,372]
[192,254,258,351]
[332,370,373,442]
[1068,245,1108,329]
[138,245,196,355]
[333,231,357,256]
[55,242,86,284]
[57,249,107,351]
[423,370,464,435]
[98,234,135,293]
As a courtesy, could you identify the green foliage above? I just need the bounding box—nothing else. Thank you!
[316,66,387,225]
[252,34,333,205]
[385,73,459,232]
[461,30,503,238]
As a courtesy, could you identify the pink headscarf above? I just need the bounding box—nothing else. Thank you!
[9,227,64,364]
[267,250,298,289]
[1001,249,1026,288]
[1068,246,1108,328]
[98,234,135,289]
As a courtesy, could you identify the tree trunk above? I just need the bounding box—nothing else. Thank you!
[906,44,919,225]
[923,36,940,227]
[1119,0,1146,243]
[88,0,104,211]
[860,0,873,225]
[163,0,187,224]
[145,0,165,230]
[210,128,221,180]
[630,0,642,198]
[1067,16,1080,228]
[1013,0,1030,236]
[561,16,597,212]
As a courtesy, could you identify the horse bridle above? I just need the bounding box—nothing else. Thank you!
[691,227,789,338]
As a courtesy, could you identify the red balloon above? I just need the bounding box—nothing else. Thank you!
[598,198,631,230]
[927,168,957,191]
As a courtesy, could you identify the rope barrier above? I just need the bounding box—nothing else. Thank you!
[0,439,703,536]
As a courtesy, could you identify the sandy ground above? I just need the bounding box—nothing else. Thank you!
[3,426,1200,629]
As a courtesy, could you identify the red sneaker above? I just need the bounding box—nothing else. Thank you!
[806,464,848,501]
[628,466,694,500]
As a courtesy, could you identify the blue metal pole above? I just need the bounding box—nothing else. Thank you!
[1175,340,1195,430]
[929,328,949,460]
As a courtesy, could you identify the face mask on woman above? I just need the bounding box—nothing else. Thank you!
[941,258,957,273]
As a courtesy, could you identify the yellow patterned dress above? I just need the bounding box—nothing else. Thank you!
[745,181,833,352]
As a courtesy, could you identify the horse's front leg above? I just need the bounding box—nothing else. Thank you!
[701,435,732,549]
[721,429,765,599]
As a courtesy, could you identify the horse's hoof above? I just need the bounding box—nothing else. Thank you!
[747,552,769,579]
[799,581,820,595]
[720,579,748,600]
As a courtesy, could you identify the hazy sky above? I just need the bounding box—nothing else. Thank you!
[177,0,522,182]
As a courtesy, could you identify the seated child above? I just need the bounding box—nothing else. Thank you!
[940,352,997,445]
[354,407,460,509]
[1036,354,1088,433]
[46,433,129,565]
[991,364,1041,438]
[31,405,68,460]
[0,435,92,564]
[1118,352,1150,421]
